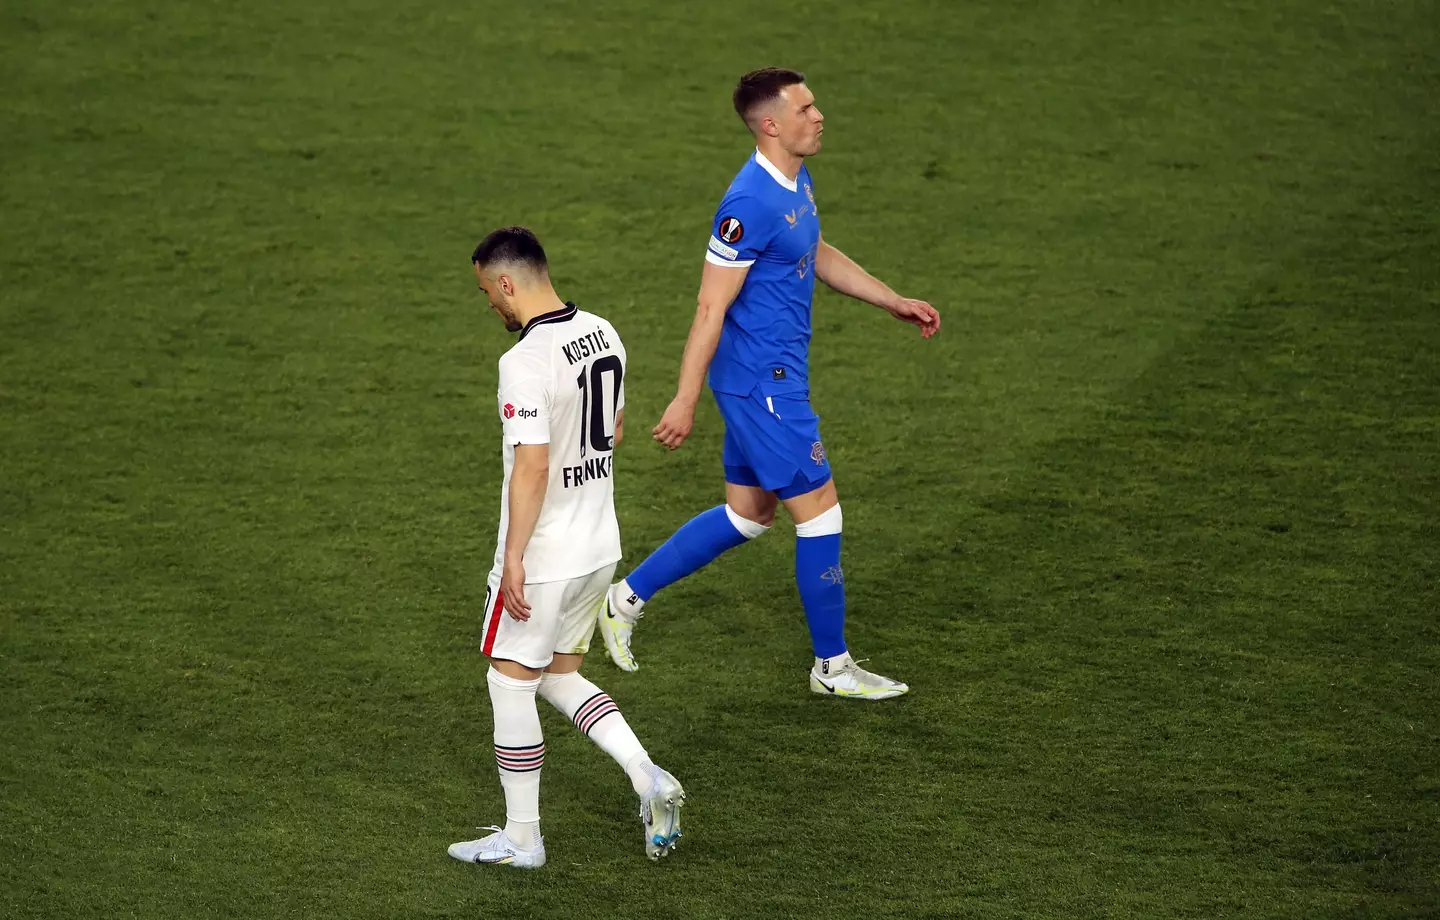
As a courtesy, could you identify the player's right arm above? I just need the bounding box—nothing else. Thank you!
[496,351,553,620]
[654,192,773,450]
[502,443,549,620]
[653,261,749,450]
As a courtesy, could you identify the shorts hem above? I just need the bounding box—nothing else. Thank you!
[775,470,832,500]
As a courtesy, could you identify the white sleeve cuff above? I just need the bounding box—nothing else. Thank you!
[705,251,755,268]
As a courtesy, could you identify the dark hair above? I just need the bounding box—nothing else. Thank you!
[471,226,548,272]
[733,67,807,127]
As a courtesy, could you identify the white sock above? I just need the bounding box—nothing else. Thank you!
[624,753,658,797]
[487,667,543,849]
[814,651,853,676]
[539,670,654,795]
[611,578,644,621]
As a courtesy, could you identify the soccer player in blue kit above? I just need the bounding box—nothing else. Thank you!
[599,68,941,699]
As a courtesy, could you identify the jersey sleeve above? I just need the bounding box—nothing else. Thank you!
[497,352,551,446]
[705,192,777,268]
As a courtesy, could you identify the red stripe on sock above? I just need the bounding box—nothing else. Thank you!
[573,694,613,727]
[496,756,545,770]
[496,745,545,770]
[577,702,620,734]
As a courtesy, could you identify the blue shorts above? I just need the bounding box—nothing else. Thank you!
[715,387,833,500]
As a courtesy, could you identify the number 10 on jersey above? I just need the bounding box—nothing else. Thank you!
[576,355,622,457]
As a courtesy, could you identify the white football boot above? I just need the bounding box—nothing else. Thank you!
[809,656,909,700]
[447,826,546,869]
[599,583,640,672]
[639,767,686,860]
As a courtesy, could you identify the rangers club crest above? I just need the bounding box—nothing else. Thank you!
[811,440,826,464]
[718,216,744,244]
[804,182,816,214]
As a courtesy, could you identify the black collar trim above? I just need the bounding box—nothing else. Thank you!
[519,302,578,340]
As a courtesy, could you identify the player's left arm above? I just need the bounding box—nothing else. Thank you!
[613,331,626,448]
[815,235,940,338]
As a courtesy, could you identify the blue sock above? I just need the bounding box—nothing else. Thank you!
[795,532,847,659]
[626,505,752,601]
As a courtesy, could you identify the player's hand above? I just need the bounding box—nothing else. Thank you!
[653,397,696,451]
[500,559,531,621]
[886,297,941,339]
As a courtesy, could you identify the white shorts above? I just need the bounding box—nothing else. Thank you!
[480,563,616,669]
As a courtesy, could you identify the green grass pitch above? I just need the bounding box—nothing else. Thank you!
[2,1,1437,917]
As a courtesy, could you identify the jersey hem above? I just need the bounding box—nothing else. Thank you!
[489,553,623,586]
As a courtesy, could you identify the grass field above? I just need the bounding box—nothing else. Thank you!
[3,0,1438,917]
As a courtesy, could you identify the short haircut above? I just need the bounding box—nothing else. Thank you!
[733,67,807,128]
[471,226,548,273]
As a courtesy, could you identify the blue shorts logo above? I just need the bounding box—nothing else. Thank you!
[811,441,826,465]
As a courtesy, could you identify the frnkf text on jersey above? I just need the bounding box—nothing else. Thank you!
[562,329,613,366]
[563,455,612,489]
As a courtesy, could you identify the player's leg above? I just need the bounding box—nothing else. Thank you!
[611,450,775,616]
[600,412,773,671]
[781,477,847,661]
[540,654,659,798]
[775,409,908,701]
[449,580,559,869]
[541,567,685,859]
[540,653,686,859]
[601,481,773,671]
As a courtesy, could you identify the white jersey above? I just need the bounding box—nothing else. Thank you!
[491,303,625,583]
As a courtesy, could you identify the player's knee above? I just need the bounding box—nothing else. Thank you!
[795,503,842,537]
[725,504,773,537]
[537,669,578,704]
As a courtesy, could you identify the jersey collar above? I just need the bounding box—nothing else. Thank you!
[753,148,799,193]
[519,301,578,340]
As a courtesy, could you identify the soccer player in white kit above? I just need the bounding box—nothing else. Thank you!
[448,227,685,869]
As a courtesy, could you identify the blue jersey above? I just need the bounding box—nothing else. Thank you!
[704,150,821,398]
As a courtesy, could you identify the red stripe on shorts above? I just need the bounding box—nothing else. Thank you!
[481,588,505,656]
